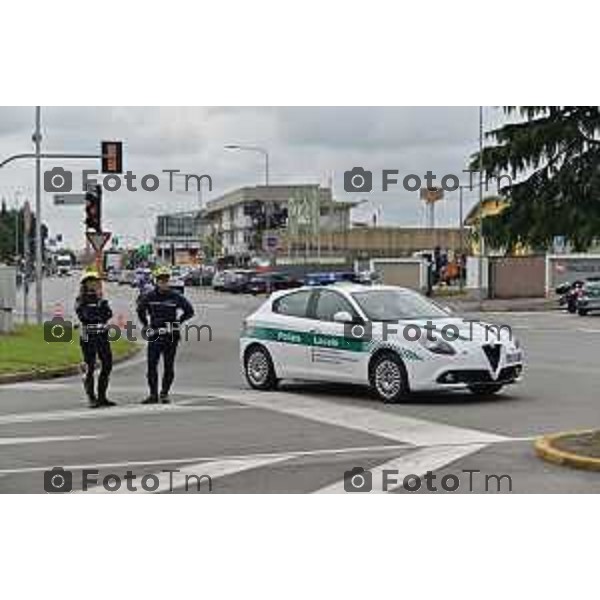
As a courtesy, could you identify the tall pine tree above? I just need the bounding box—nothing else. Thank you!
[472,106,600,252]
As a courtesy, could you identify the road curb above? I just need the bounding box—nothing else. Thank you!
[534,430,600,471]
[0,344,142,386]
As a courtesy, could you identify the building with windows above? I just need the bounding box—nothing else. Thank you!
[154,210,210,265]
[203,184,356,257]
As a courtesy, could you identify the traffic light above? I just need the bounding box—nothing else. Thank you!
[102,141,123,174]
[85,184,102,231]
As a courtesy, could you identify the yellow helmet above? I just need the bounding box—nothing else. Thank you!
[80,269,101,284]
[154,266,171,279]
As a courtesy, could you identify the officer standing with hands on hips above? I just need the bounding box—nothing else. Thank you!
[75,269,116,409]
[137,266,194,404]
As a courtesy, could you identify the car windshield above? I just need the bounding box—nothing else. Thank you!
[351,289,448,321]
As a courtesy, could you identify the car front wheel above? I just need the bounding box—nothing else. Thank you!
[244,345,279,391]
[369,352,409,403]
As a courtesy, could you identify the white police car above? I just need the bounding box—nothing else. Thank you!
[240,284,524,403]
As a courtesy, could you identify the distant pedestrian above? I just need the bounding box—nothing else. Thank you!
[75,270,116,408]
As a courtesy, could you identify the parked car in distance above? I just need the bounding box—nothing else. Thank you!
[169,267,186,295]
[245,272,303,295]
[212,270,228,291]
[118,270,135,286]
[303,271,358,287]
[223,269,257,293]
[184,268,202,287]
[106,269,120,283]
[576,281,600,315]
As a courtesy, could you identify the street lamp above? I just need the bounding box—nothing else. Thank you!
[224,144,269,186]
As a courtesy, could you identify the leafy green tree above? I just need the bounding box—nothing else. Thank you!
[472,106,600,252]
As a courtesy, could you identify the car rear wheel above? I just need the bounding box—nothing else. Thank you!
[578,308,588,316]
[244,345,279,391]
[369,352,409,403]
[468,384,503,396]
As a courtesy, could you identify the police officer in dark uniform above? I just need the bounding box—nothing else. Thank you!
[75,270,116,408]
[137,266,194,404]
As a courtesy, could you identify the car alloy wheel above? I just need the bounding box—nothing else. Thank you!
[370,353,408,403]
[244,346,278,391]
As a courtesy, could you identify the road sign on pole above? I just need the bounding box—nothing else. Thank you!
[86,231,112,252]
[54,193,87,206]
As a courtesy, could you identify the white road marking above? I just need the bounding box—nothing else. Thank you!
[79,455,293,493]
[314,444,486,494]
[214,389,508,446]
[0,434,106,445]
[0,443,411,476]
[0,382,74,391]
[0,403,249,426]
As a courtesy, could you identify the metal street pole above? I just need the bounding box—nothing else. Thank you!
[14,191,20,267]
[459,185,464,292]
[224,143,273,281]
[34,107,43,324]
[478,106,485,306]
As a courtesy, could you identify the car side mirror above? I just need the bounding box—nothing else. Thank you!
[333,310,354,323]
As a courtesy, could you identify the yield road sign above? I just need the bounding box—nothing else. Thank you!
[86,231,112,252]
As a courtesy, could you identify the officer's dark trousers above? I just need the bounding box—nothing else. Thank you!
[80,334,113,400]
[147,335,180,397]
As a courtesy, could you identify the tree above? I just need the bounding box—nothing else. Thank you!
[0,203,48,265]
[472,106,600,252]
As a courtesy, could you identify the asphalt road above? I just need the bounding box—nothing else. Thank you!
[2,276,600,493]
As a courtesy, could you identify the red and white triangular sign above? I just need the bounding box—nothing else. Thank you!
[86,231,112,252]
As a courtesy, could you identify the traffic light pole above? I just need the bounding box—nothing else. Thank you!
[0,148,102,324]
[34,107,42,324]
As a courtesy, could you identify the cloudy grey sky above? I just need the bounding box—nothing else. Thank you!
[0,106,504,248]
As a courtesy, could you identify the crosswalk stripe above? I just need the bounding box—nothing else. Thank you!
[314,444,486,493]
[0,403,249,425]
[214,390,508,446]
[0,443,410,476]
[0,434,106,446]
[79,455,292,493]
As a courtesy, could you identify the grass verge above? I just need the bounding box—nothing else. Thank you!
[0,324,137,375]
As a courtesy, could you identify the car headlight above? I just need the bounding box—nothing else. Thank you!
[418,336,456,355]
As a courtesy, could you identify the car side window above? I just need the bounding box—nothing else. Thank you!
[314,290,357,322]
[273,290,312,318]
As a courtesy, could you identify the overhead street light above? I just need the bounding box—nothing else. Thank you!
[224,144,269,186]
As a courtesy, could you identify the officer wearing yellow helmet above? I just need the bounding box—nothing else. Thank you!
[136,265,195,403]
[75,268,116,408]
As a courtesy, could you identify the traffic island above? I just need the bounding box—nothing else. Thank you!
[0,324,141,385]
[535,430,600,471]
